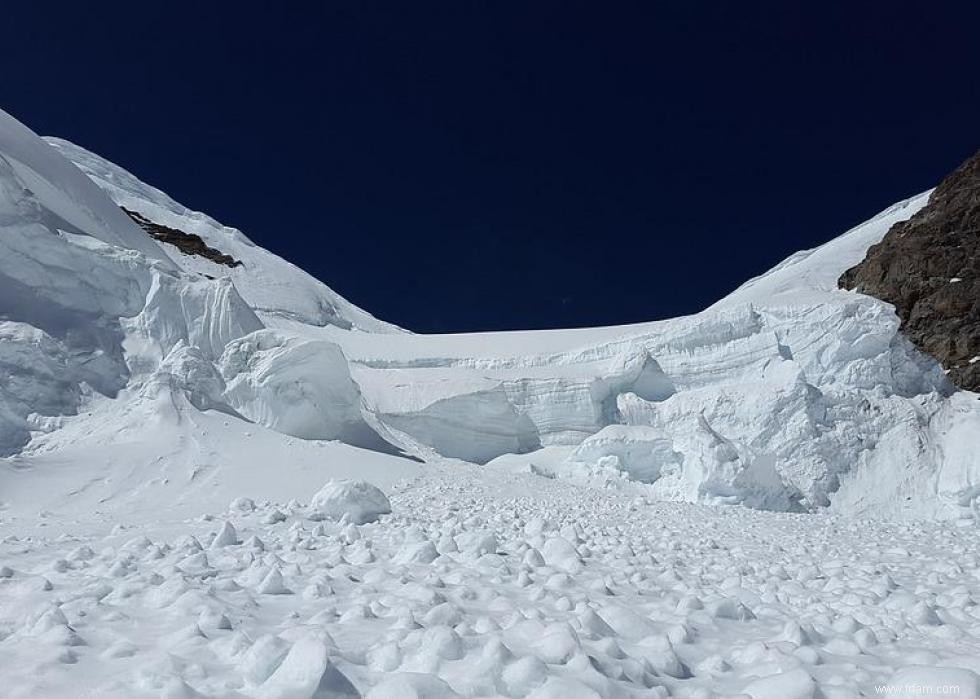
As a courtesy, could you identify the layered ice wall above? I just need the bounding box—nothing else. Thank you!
[0,109,375,457]
[0,104,976,520]
[322,189,972,518]
[340,278,963,517]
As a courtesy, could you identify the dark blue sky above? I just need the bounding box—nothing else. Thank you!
[3,2,978,332]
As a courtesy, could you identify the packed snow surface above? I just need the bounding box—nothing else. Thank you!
[1,105,980,696]
[3,465,980,697]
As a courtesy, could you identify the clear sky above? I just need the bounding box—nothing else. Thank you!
[3,2,978,332]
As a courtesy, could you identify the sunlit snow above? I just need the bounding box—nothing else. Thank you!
[1,107,978,697]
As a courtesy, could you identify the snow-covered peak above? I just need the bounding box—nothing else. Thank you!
[45,136,404,334]
[712,191,932,310]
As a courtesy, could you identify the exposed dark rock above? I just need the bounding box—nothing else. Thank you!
[839,149,980,391]
[122,207,243,268]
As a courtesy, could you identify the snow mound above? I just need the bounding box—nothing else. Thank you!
[310,479,392,524]
[366,674,460,698]
[254,632,360,698]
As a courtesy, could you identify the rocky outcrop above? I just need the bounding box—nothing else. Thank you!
[840,150,980,391]
[122,207,242,268]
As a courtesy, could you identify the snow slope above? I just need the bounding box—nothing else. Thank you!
[45,137,401,334]
[0,111,171,265]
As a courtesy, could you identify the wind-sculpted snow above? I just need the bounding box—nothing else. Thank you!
[375,387,542,464]
[354,349,676,463]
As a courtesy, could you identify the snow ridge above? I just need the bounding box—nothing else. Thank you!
[45,137,402,334]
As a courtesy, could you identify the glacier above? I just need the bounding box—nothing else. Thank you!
[0,106,975,523]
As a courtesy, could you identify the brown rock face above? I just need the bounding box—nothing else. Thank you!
[839,150,980,391]
[122,207,243,268]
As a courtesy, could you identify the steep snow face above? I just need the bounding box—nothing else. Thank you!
[45,137,403,334]
[0,322,79,454]
[710,192,931,310]
[0,111,171,264]
[354,349,675,463]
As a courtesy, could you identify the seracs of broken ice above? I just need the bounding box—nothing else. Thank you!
[0,101,978,523]
[218,330,370,442]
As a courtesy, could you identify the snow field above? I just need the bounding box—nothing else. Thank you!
[2,464,980,697]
